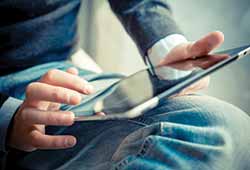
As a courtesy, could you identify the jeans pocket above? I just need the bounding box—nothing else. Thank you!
[112,136,155,170]
[111,123,159,170]
[111,120,233,170]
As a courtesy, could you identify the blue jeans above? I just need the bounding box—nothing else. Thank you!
[1,62,250,170]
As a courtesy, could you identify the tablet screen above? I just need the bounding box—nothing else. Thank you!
[94,45,250,114]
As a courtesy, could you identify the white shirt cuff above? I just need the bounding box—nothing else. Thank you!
[147,34,192,80]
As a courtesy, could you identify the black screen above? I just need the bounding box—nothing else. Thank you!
[98,45,250,114]
[71,45,250,116]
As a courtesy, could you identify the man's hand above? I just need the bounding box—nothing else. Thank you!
[7,67,95,152]
[159,31,227,96]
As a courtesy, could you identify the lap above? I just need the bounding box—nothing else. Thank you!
[3,63,249,169]
[111,95,250,170]
[7,94,250,170]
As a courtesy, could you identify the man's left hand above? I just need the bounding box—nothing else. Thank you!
[159,31,227,97]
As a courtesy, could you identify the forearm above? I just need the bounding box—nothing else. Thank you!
[108,0,190,79]
[108,0,183,57]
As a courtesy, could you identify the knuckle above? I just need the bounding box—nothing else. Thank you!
[30,132,40,148]
[51,87,63,101]
[26,82,38,96]
[48,114,62,125]
[48,103,61,111]
[52,87,70,103]
[50,112,73,125]
[43,69,58,82]
[52,138,63,148]
[45,137,61,148]
[20,109,29,122]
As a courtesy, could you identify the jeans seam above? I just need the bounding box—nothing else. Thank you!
[112,135,155,170]
[126,119,148,126]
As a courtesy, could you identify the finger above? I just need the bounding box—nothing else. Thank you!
[177,77,210,96]
[159,31,224,66]
[96,112,106,116]
[40,69,94,94]
[30,131,76,150]
[67,67,79,75]
[159,43,191,65]
[168,54,229,70]
[21,108,74,126]
[179,83,203,96]
[189,31,224,57]
[185,77,210,92]
[167,59,197,70]
[47,102,61,111]
[26,82,82,105]
[192,54,229,69]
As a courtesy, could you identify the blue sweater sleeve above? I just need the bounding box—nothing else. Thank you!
[108,0,183,57]
[0,97,23,152]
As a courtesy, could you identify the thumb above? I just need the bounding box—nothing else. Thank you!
[189,31,224,57]
[159,31,224,66]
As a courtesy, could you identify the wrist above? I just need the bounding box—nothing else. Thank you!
[146,34,192,80]
[147,34,188,64]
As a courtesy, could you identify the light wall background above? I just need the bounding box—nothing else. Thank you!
[78,0,250,114]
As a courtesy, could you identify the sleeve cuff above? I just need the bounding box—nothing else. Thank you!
[0,97,22,152]
[148,34,188,62]
[147,34,192,80]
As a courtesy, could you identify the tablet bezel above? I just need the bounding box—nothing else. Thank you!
[75,45,250,121]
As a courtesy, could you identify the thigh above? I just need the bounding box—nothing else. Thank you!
[7,95,250,170]
[112,95,250,170]
[7,120,144,170]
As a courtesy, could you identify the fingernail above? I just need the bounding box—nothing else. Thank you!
[66,138,76,147]
[85,84,94,94]
[97,112,106,116]
[208,33,222,47]
[66,112,75,122]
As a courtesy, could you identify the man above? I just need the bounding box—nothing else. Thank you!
[0,0,249,169]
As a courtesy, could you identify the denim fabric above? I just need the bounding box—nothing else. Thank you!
[2,62,250,170]
[108,0,182,56]
[0,97,22,152]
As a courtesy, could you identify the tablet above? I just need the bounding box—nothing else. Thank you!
[74,44,250,121]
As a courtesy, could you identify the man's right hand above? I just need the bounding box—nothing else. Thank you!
[7,67,94,152]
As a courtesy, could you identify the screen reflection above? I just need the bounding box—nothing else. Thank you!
[66,45,249,117]
[96,66,206,114]
[95,52,231,114]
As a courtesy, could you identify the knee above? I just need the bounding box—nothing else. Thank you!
[147,95,250,152]
[154,95,249,128]
[167,95,250,168]
[185,95,249,127]
[116,96,250,169]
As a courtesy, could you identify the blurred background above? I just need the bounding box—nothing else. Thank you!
[78,0,250,114]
